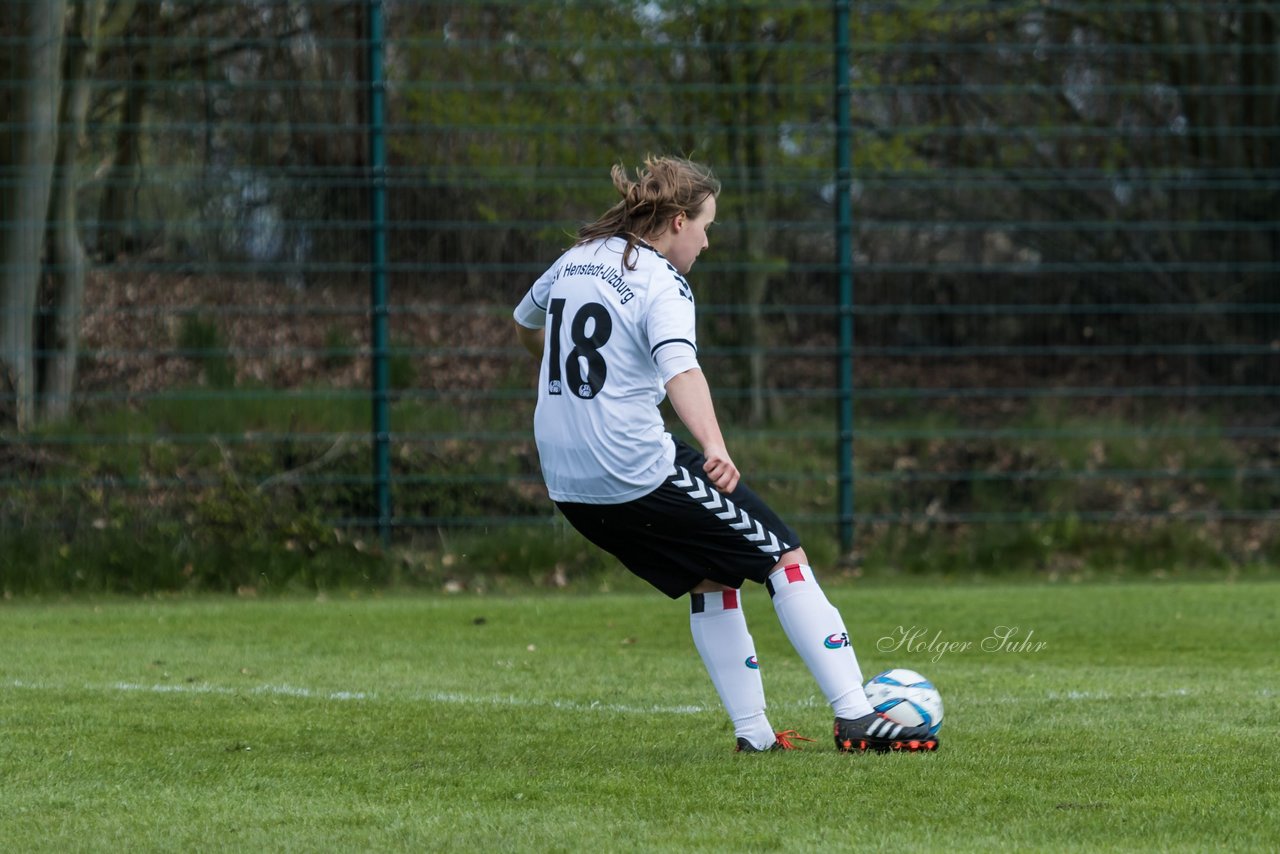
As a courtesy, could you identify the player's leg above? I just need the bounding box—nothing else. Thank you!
[686,580,779,752]
[765,549,938,752]
[763,548,872,719]
[554,500,793,751]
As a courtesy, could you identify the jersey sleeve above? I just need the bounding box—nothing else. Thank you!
[645,276,700,384]
[513,264,556,329]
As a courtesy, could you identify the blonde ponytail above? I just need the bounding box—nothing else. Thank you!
[577,156,720,270]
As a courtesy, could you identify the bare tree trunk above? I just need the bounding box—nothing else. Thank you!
[738,35,769,427]
[704,4,776,426]
[43,0,134,421]
[0,0,65,430]
[738,168,772,427]
[97,2,150,262]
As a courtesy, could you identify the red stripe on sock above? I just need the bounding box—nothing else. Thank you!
[722,590,739,610]
[784,565,805,584]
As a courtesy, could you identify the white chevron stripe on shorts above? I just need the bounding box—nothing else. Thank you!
[670,465,787,556]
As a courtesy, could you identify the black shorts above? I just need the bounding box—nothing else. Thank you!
[555,439,801,598]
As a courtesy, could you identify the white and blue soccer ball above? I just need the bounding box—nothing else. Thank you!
[864,668,944,735]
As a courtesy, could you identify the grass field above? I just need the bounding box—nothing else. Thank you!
[2,578,1277,852]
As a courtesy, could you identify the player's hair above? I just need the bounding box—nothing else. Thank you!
[576,156,720,270]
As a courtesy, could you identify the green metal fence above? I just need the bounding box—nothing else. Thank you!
[2,0,1277,576]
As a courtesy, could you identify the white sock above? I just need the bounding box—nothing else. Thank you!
[768,563,873,719]
[689,589,775,750]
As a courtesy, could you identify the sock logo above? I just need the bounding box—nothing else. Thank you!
[824,632,850,650]
[745,655,759,669]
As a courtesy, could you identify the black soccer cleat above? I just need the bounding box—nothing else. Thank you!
[735,730,816,753]
[834,712,939,753]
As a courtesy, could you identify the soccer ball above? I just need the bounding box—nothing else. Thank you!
[864,668,944,735]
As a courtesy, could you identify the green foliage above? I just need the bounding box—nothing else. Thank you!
[176,315,235,389]
[391,0,835,275]
[321,326,354,371]
[0,480,388,597]
[388,341,418,391]
[1,389,545,595]
[2,387,1276,593]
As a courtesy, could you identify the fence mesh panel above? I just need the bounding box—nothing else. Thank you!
[1,0,1276,575]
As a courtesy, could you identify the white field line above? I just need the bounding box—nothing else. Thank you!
[6,678,372,702]
[6,679,1257,715]
[418,690,712,715]
[3,678,714,715]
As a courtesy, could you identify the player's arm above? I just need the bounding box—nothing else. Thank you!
[665,368,739,494]
[515,323,544,360]
[513,269,553,362]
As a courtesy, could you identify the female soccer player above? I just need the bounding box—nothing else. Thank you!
[513,156,937,753]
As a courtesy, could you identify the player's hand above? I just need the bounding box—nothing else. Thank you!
[701,446,740,494]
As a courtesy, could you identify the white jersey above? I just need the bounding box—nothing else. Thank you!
[514,236,701,504]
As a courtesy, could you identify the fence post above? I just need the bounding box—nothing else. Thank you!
[834,0,855,553]
[366,0,392,548]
